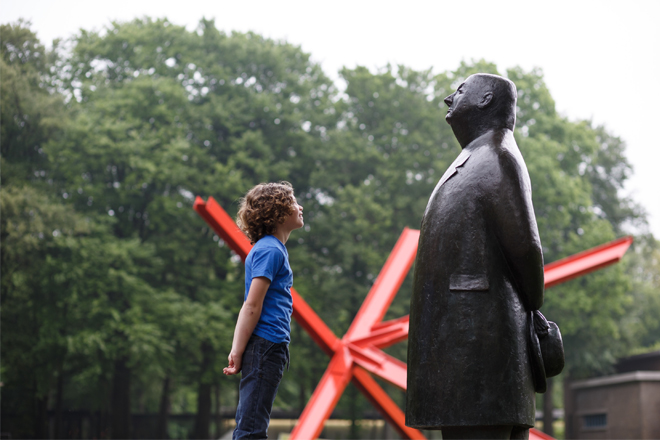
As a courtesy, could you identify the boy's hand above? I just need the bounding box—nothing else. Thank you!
[223,351,242,375]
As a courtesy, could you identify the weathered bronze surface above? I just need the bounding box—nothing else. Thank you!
[406,74,544,438]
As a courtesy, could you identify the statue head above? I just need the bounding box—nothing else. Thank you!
[444,73,517,147]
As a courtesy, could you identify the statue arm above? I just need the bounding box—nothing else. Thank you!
[491,151,544,311]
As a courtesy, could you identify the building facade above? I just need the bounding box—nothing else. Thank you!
[565,351,660,439]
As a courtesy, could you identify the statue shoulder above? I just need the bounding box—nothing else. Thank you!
[493,137,533,195]
[468,133,530,196]
[468,129,518,165]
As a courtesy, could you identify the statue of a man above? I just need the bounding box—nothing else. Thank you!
[406,74,544,440]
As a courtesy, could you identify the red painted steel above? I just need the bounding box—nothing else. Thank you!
[543,236,633,288]
[345,228,419,340]
[194,196,633,440]
[291,347,354,440]
[352,366,426,439]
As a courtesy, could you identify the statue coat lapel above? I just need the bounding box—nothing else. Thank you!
[438,150,471,188]
[423,150,471,218]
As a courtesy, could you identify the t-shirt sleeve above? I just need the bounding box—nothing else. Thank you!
[250,246,285,282]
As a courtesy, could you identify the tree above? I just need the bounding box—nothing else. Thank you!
[0,23,100,437]
[620,235,660,352]
[0,21,62,186]
[1,185,86,437]
[43,17,338,437]
[2,18,652,439]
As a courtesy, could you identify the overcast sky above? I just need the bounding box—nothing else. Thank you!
[3,0,659,237]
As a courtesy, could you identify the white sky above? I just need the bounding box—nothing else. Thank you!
[3,0,659,237]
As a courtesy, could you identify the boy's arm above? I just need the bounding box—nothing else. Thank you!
[223,276,271,375]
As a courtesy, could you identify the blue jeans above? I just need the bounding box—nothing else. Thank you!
[233,335,289,439]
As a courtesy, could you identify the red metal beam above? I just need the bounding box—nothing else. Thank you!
[194,196,251,258]
[194,196,632,440]
[351,315,410,349]
[351,367,425,440]
[292,229,423,438]
[531,428,560,440]
[292,348,354,440]
[348,344,408,389]
[345,228,419,341]
[543,236,633,288]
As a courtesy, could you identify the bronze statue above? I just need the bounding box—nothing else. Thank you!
[406,74,544,440]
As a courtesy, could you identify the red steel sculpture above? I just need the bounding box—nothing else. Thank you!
[194,196,633,440]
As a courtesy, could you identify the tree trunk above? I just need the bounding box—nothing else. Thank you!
[563,374,574,439]
[34,394,49,439]
[214,382,223,438]
[543,376,554,436]
[193,342,212,439]
[54,372,64,438]
[111,357,132,439]
[194,382,212,439]
[156,376,170,439]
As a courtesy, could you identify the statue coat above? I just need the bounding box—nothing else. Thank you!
[406,129,544,429]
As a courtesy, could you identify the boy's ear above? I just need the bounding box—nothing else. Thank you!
[478,92,493,109]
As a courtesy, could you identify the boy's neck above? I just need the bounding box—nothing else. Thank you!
[272,228,290,245]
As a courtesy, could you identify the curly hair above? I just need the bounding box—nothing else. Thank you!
[237,182,296,244]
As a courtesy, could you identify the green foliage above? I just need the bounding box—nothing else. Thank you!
[619,236,660,353]
[1,21,64,185]
[506,66,641,378]
[2,18,657,438]
[0,184,162,435]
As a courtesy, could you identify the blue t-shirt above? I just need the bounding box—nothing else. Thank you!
[245,235,293,344]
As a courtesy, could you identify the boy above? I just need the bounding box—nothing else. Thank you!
[223,181,304,439]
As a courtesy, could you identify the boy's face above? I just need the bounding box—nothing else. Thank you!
[281,196,304,232]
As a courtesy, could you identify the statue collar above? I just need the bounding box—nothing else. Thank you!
[423,149,471,218]
[437,148,471,188]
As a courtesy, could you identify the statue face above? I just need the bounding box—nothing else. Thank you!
[444,76,484,125]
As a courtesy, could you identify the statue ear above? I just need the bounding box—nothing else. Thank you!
[477,92,493,109]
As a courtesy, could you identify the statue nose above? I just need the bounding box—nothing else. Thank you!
[444,94,453,106]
